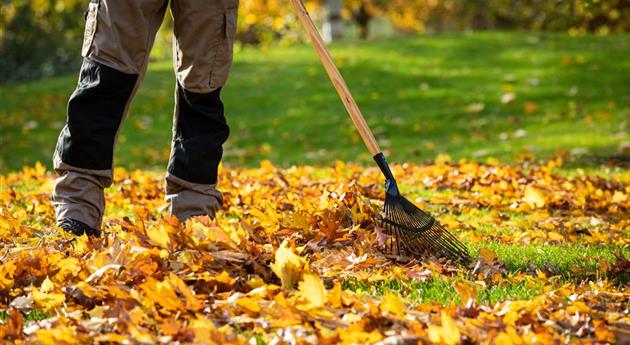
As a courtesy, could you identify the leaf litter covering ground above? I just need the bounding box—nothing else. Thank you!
[0,159,629,344]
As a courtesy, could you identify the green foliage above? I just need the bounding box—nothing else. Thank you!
[0,0,85,82]
[476,0,629,34]
[1,1,627,81]
[239,0,630,43]
[349,0,629,37]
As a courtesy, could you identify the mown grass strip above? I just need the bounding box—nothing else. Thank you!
[342,275,546,306]
[469,242,629,281]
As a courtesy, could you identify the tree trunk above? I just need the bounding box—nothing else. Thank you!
[323,0,344,42]
[471,0,490,30]
[353,2,371,40]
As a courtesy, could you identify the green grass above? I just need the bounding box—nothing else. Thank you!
[343,277,546,305]
[0,309,49,322]
[1,32,628,172]
[469,243,629,278]
[341,244,628,306]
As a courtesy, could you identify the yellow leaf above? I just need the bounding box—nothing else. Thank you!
[72,234,90,255]
[566,301,591,314]
[0,260,16,290]
[41,276,55,292]
[32,277,65,312]
[146,224,171,249]
[247,276,265,289]
[190,317,217,344]
[495,327,524,345]
[612,190,627,203]
[128,322,156,344]
[55,257,82,279]
[328,282,342,308]
[427,312,461,345]
[36,326,80,345]
[94,334,131,343]
[435,153,452,165]
[502,300,530,326]
[270,239,305,290]
[440,215,460,229]
[547,231,564,241]
[379,292,405,317]
[297,273,327,310]
[479,248,497,262]
[454,281,477,304]
[524,186,546,208]
[594,328,615,342]
[139,277,183,311]
[338,328,383,345]
[168,273,201,311]
[236,297,261,313]
[215,271,236,285]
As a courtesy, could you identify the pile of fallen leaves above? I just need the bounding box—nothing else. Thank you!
[0,158,628,344]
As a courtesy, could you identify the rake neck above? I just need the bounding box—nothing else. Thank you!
[374,153,399,196]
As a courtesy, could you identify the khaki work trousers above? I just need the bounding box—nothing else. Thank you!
[52,0,238,230]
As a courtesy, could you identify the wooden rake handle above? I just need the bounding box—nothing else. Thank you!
[289,0,381,156]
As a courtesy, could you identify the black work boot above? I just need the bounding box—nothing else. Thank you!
[57,218,101,237]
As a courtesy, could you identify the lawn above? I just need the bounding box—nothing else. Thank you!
[1,32,629,172]
[0,32,629,343]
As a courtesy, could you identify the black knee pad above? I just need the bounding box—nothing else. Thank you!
[168,84,230,184]
[56,58,138,170]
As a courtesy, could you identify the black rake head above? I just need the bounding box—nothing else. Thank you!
[374,153,471,265]
[381,192,471,265]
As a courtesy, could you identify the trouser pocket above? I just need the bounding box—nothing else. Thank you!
[172,0,239,92]
[209,6,238,89]
[81,0,99,57]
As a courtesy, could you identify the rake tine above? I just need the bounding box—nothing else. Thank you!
[430,226,468,260]
[391,233,397,256]
[387,210,443,256]
[387,220,394,255]
[390,210,421,255]
[387,223,392,254]
[381,191,471,264]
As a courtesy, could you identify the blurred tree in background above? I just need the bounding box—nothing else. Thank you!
[342,0,629,37]
[1,0,628,82]
[236,0,628,42]
[0,0,85,81]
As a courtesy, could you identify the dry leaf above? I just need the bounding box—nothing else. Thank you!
[427,312,461,345]
[270,239,305,290]
[524,185,546,208]
[1,160,627,344]
[380,292,405,317]
[32,277,65,312]
[296,273,327,310]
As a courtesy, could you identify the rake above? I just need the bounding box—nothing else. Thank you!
[290,0,471,265]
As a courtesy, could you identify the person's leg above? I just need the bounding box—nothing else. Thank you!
[166,0,238,221]
[52,0,168,234]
